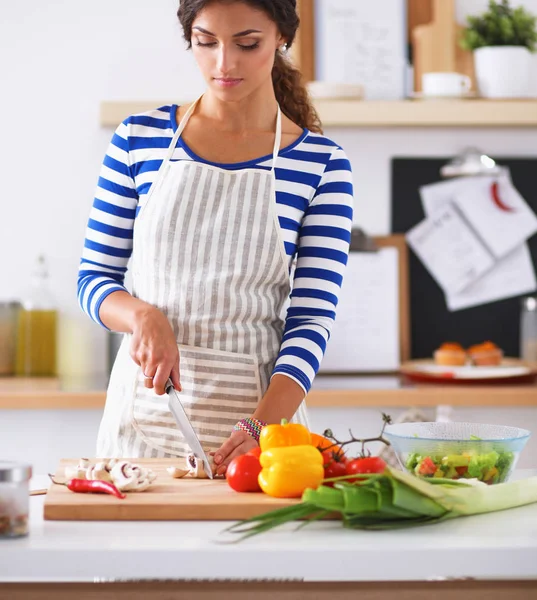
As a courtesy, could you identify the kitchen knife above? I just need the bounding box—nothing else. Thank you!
[165,379,213,479]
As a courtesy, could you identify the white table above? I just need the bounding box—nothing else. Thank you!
[1,473,536,599]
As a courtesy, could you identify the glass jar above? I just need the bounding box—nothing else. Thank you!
[520,296,537,362]
[15,255,58,377]
[0,462,32,538]
[0,302,20,376]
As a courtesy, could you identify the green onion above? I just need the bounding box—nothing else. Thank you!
[226,468,537,540]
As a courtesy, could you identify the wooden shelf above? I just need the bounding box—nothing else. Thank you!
[1,377,536,409]
[100,99,537,128]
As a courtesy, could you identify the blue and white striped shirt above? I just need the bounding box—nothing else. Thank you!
[78,105,354,394]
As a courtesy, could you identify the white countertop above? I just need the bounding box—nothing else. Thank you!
[2,473,537,583]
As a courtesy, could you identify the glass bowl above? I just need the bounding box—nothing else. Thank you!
[384,422,531,484]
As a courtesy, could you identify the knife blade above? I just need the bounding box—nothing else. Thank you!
[165,379,213,479]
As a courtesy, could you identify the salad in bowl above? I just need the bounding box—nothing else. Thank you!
[384,422,531,484]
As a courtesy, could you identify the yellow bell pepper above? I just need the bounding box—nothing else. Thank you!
[258,445,324,498]
[259,419,311,451]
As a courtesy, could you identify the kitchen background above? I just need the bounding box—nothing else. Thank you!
[1,0,537,473]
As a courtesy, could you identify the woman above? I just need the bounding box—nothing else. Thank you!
[78,0,353,475]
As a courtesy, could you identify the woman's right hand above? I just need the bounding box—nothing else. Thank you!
[129,306,181,396]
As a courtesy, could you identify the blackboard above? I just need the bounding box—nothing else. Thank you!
[391,157,537,360]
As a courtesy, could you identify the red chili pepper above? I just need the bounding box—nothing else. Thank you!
[48,474,126,499]
[491,181,515,213]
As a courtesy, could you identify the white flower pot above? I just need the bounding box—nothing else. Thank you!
[474,46,534,98]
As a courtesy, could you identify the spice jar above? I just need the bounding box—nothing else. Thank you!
[0,462,32,538]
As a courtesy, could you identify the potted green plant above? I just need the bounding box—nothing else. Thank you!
[460,0,537,98]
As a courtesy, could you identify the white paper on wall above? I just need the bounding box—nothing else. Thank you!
[452,173,537,259]
[420,176,537,311]
[406,204,495,295]
[320,248,400,372]
[314,0,407,100]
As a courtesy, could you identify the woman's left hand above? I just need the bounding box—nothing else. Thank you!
[213,431,258,476]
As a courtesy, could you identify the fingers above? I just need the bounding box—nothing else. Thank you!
[170,363,182,392]
[128,310,180,396]
[214,434,242,467]
[216,440,257,476]
[214,432,258,476]
[153,363,171,396]
[129,339,180,396]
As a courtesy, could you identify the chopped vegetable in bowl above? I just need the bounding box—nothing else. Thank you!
[385,422,531,485]
[405,450,515,484]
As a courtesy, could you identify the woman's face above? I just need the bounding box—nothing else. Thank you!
[191,1,285,101]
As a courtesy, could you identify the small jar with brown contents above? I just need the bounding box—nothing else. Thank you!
[0,462,32,538]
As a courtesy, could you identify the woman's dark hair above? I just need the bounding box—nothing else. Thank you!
[177,0,322,133]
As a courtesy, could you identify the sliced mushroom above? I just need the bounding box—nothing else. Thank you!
[167,466,190,478]
[64,458,90,480]
[110,461,156,492]
[86,461,113,482]
[186,453,215,478]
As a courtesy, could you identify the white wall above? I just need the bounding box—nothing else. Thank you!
[1,0,536,378]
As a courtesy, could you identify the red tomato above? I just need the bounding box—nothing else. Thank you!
[226,454,262,493]
[322,449,347,485]
[246,447,262,460]
[455,466,468,477]
[418,457,437,476]
[345,456,387,482]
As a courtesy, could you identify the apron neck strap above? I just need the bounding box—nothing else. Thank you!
[160,96,202,170]
[271,106,282,173]
[165,95,283,171]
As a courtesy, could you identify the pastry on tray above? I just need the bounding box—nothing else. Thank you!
[468,341,503,366]
[433,342,467,366]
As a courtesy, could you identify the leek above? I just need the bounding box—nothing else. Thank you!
[227,468,537,539]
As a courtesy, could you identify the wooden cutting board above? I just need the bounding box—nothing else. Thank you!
[44,458,304,521]
[412,0,476,93]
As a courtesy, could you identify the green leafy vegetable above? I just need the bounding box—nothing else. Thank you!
[226,469,537,540]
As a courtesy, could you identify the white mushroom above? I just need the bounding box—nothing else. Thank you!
[86,461,113,482]
[110,461,156,492]
[64,458,90,480]
[167,466,189,478]
[186,453,215,478]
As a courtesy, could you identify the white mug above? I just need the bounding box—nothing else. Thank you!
[422,72,472,97]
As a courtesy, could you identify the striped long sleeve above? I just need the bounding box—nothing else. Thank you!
[272,146,354,393]
[77,121,137,326]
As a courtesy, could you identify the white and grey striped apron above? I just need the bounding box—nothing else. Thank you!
[96,96,308,458]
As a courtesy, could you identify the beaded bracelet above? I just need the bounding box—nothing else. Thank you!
[233,417,267,442]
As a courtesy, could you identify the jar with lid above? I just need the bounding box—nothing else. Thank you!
[0,462,32,538]
[520,296,537,362]
[15,255,58,376]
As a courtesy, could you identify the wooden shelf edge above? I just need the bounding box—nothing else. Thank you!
[100,99,537,128]
[1,386,536,409]
[307,387,537,408]
[0,391,107,410]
